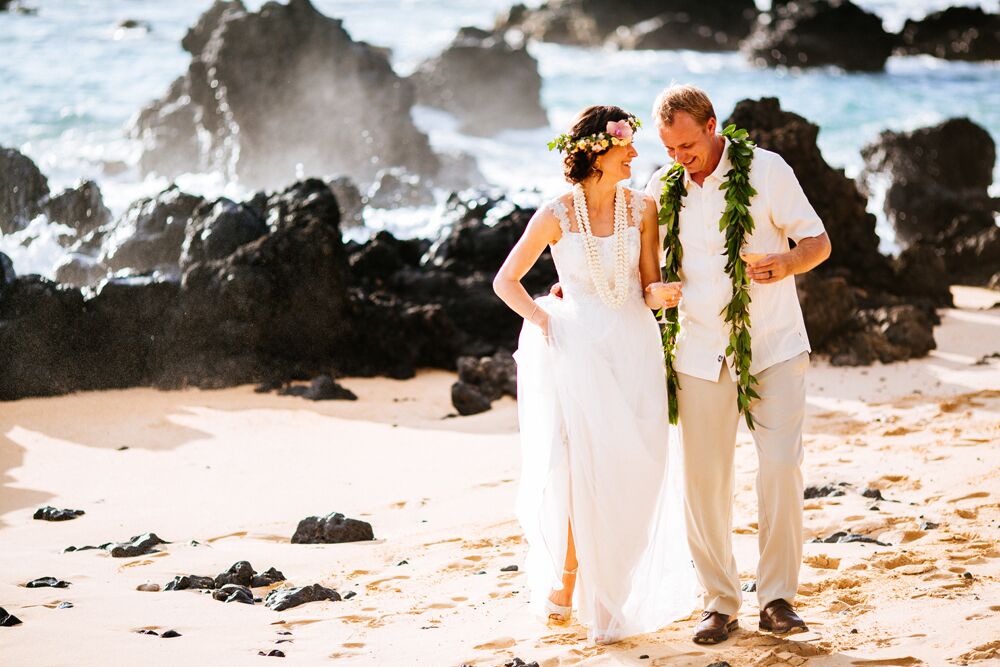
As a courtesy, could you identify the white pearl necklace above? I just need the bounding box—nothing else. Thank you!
[571,182,629,309]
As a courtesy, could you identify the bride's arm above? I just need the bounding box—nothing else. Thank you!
[638,194,681,310]
[493,207,562,336]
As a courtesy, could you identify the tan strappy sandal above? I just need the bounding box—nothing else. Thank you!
[544,567,577,623]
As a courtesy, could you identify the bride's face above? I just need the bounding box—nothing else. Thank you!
[595,142,638,183]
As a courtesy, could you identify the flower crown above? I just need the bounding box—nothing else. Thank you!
[547,116,641,154]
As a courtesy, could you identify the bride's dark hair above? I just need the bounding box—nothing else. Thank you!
[563,105,633,184]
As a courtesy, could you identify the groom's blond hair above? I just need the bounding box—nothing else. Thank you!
[653,84,716,127]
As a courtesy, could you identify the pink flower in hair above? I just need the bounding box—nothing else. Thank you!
[607,119,633,142]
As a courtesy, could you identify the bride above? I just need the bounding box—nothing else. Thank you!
[493,105,694,645]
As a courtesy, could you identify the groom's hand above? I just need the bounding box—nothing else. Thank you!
[549,282,563,299]
[748,253,791,284]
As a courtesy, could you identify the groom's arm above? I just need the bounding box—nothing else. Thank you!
[748,156,832,284]
[749,233,831,284]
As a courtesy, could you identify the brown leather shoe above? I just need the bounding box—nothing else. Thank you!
[759,599,808,635]
[693,611,738,644]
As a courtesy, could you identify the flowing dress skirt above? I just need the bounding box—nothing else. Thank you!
[514,293,695,644]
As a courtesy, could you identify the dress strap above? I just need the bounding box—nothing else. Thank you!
[630,189,645,228]
[550,199,572,235]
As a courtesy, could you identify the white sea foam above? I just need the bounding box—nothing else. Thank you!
[0,216,75,278]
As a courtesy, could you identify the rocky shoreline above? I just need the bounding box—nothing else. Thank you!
[3,96,997,406]
[496,0,1000,70]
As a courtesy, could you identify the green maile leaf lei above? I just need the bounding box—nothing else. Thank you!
[657,124,761,430]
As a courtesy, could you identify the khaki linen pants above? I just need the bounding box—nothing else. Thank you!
[676,351,808,615]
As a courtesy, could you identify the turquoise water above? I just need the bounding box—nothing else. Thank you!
[1,0,998,275]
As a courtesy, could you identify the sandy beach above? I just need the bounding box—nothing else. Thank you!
[1,286,998,666]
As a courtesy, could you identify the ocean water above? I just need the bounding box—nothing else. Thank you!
[1,0,998,277]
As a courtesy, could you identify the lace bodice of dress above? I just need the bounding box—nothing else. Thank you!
[548,189,646,306]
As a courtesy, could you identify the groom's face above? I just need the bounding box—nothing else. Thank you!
[657,111,717,177]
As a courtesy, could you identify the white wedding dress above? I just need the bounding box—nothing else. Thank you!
[514,188,695,644]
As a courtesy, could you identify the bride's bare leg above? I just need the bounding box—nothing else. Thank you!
[548,519,578,607]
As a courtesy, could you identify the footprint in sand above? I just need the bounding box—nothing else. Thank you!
[954,640,1000,663]
[804,554,841,570]
[947,491,990,503]
[342,642,365,649]
[270,619,322,628]
[425,602,455,610]
[476,479,515,489]
[451,596,468,602]
[871,552,931,571]
[422,537,462,547]
[339,614,383,628]
[850,657,924,666]
[205,531,247,543]
[473,637,516,650]
[365,575,409,592]
[965,605,1000,620]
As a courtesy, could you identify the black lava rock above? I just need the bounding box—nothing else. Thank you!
[109,533,169,558]
[41,180,112,237]
[450,350,516,415]
[0,146,49,233]
[897,7,1000,62]
[64,544,110,553]
[165,575,217,591]
[251,567,287,588]
[817,531,889,546]
[131,0,439,188]
[277,375,357,401]
[260,650,286,657]
[179,197,267,270]
[33,506,85,521]
[451,381,493,416]
[504,658,540,667]
[213,584,255,604]
[500,564,519,572]
[0,251,15,302]
[745,0,894,71]
[0,607,23,626]
[24,577,70,589]
[291,512,374,544]
[161,629,182,638]
[410,27,548,135]
[100,186,205,276]
[804,484,846,499]
[264,584,341,611]
[609,1,759,51]
[862,117,998,287]
[919,521,939,531]
[861,488,885,501]
[741,580,757,593]
[215,561,256,588]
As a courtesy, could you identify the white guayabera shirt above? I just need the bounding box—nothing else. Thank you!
[644,136,827,382]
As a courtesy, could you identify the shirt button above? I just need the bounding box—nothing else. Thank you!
[717,355,724,362]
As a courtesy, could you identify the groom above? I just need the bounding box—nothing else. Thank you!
[644,85,831,644]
